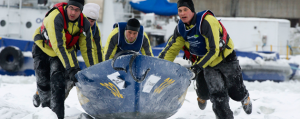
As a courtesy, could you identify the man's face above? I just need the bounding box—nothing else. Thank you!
[125,30,138,42]
[67,5,81,21]
[88,18,96,27]
[178,6,194,25]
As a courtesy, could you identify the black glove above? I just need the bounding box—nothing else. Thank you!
[68,68,81,82]
[190,65,203,75]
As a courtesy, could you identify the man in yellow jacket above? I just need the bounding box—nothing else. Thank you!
[159,0,252,118]
[31,0,97,118]
[82,3,103,63]
[103,18,153,60]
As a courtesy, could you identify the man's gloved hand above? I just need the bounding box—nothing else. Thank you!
[68,68,81,82]
[190,65,203,75]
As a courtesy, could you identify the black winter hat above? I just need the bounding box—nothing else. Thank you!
[126,18,140,32]
[68,0,85,11]
[177,0,195,13]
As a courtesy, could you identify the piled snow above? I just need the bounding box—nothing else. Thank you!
[1,73,300,119]
[287,55,300,65]
[0,47,4,52]
[169,80,300,119]
[238,56,291,67]
[0,75,85,119]
[1,75,36,84]
[22,52,33,57]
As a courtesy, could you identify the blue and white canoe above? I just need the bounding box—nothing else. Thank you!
[75,51,193,119]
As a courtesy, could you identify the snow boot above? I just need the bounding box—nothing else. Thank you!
[241,96,252,114]
[197,97,207,110]
[33,93,40,107]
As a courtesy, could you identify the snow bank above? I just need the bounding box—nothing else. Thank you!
[1,57,300,119]
[1,74,300,119]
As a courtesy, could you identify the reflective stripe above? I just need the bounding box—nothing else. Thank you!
[71,50,79,68]
[104,29,119,60]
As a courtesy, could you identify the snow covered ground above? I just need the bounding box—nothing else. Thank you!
[1,58,300,119]
[1,75,300,119]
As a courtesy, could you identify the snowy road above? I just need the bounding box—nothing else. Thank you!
[0,75,300,119]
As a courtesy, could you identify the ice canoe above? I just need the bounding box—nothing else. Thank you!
[75,52,193,119]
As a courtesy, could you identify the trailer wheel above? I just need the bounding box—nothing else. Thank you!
[0,46,24,72]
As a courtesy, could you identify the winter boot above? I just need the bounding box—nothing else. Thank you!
[197,97,207,110]
[241,96,252,114]
[33,93,40,107]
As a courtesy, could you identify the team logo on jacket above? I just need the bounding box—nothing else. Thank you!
[189,41,201,47]
[187,34,199,40]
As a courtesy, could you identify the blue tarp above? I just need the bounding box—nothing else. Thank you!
[130,0,178,16]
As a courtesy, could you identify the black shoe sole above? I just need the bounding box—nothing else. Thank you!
[197,99,207,110]
[33,94,41,107]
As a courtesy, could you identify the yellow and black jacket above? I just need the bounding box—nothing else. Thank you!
[159,10,234,69]
[103,27,154,60]
[33,6,97,70]
[91,22,103,63]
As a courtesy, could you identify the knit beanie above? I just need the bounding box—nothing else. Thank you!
[177,0,195,13]
[68,0,85,11]
[82,3,100,20]
[126,18,140,32]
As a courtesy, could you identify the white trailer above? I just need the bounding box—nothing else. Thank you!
[217,17,290,55]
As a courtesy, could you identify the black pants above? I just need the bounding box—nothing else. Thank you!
[32,44,74,119]
[196,52,249,119]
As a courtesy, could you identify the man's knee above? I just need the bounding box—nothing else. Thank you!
[49,57,65,76]
[210,92,228,101]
